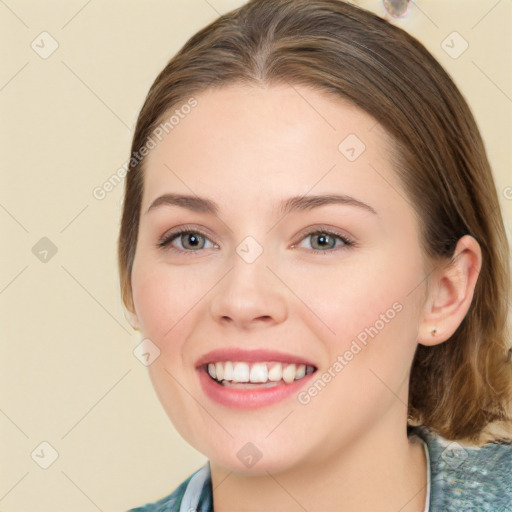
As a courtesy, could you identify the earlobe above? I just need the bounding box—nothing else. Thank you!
[418,235,482,346]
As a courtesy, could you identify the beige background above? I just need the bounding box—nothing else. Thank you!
[1,1,510,510]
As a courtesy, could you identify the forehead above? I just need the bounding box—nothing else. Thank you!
[141,84,402,214]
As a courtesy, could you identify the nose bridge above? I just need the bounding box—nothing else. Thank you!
[208,237,287,327]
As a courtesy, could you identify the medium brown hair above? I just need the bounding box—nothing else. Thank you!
[118,0,512,443]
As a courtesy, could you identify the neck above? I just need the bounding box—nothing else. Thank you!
[210,415,427,512]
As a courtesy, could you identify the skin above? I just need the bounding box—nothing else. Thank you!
[128,84,482,511]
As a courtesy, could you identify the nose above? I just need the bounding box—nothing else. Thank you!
[208,250,288,330]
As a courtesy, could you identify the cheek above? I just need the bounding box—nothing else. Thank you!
[131,259,196,343]
[291,244,424,375]
[131,257,224,366]
[130,261,208,442]
[291,255,423,435]
[297,250,421,334]
[131,266,172,338]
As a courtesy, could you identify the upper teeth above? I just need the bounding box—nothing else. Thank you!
[207,361,314,384]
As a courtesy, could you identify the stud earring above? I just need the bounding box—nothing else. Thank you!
[431,327,437,336]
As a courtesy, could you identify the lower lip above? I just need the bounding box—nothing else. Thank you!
[197,367,317,409]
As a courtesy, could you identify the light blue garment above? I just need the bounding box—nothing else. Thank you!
[128,425,512,511]
[414,426,511,511]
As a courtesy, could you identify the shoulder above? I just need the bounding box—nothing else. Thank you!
[409,425,512,512]
[127,463,212,512]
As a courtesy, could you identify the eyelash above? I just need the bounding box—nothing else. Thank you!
[156,225,355,256]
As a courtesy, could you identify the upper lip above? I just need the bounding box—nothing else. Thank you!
[195,348,317,369]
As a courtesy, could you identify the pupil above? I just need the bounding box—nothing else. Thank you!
[316,234,333,249]
[183,233,202,249]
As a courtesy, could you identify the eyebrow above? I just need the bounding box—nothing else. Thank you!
[144,193,377,216]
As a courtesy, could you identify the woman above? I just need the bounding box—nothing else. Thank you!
[118,1,512,510]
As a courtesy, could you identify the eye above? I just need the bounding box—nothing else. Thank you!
[293,228,354,255]
[157,226,217,253]
[157,225,355,255]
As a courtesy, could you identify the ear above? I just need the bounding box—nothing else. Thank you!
[418,235,482,346]
[124,307,140,331]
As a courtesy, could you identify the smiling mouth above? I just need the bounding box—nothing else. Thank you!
[203,361,317,388]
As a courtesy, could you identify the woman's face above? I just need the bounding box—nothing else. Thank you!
[130,84,428,473]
